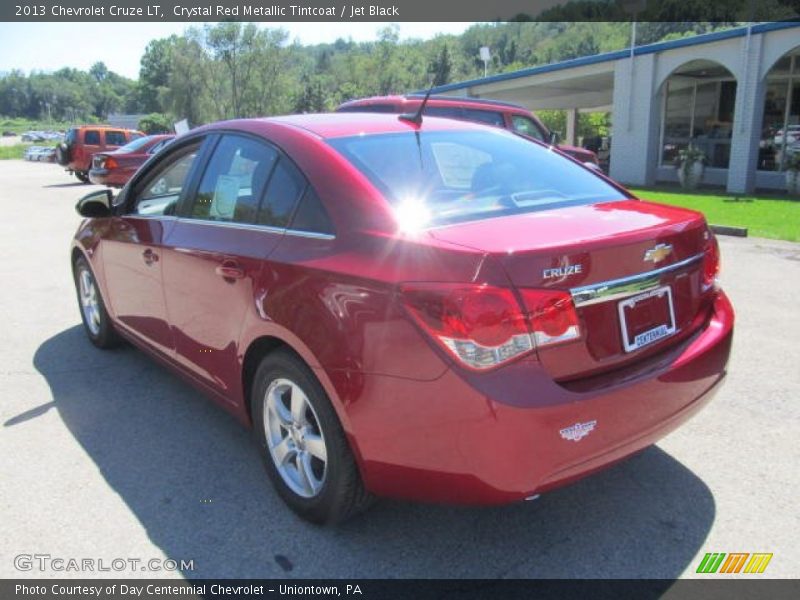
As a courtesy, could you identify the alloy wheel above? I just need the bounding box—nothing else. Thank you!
[78,267,101,336]
[263,378,328,498]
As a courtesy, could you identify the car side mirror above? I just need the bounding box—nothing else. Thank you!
[76,189,113,218]
[549,131,560,146]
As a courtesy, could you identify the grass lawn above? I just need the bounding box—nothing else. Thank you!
[0,117,72,135]
[629,187,800,243]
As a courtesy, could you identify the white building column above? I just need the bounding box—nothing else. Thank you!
[565,108,579,146]
[727,32,765,194]
[609,53,659,186]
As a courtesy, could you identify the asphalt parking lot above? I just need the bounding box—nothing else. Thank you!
[1,159,798,580]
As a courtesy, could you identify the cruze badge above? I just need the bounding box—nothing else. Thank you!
[644,243,673,264]
[543,264,583,279]
[559,420,597,442]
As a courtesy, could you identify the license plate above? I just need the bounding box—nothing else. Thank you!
[618,286,676,353]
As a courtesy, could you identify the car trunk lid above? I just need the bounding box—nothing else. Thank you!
[429,199,714,380]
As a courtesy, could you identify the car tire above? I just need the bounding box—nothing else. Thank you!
[252,349,374,524]
[55,142,70,166]
[75,171,90,183]
[73,256,122,349]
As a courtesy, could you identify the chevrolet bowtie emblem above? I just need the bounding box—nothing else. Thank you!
[644,243,673,263]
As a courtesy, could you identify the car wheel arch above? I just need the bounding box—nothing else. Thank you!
[240,334,346,423]
[240,333,366,474]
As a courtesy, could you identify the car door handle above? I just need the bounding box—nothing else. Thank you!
[142,248,159,265]
[215,261,245,281]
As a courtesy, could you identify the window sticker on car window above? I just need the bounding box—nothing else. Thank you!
[430,142,491,189]
[210,174,239,220]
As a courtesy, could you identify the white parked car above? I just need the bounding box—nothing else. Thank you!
[774,125,800,147]
[24,146,56,162]
[24,146,45,160]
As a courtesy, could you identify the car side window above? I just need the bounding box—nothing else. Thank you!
[131,143,201,217]
[425,106,463,120]
[290,187,334,235]
[462,109,505,128]
[84,130,100,145]
[338,104,396,113]
[511,115,546,141]
[148,139,168,154]
[257,158,305,228]
[105,131,127,146]
[188,135,278,224]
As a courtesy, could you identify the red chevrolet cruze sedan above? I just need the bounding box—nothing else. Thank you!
[71,113,733,524]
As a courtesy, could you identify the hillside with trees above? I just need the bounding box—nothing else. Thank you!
[0,21,738,130]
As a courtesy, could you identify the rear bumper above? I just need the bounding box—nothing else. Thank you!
[344,291,733,504]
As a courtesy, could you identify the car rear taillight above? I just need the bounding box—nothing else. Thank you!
[400,283,580,370]
[518,289,581,348]
[702,231,720,291]
[400,284,532,370]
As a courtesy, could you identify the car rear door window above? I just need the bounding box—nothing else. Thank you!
[257,158,305,228]
[462,109,505,128]
[105,131,127,146]
[132,143,201,217]
[290,187,334,235]
[338,104,396,113]
[424,106,505,128]
[84,130,100,145]
[189,135,278,224]
[424,106,463,120]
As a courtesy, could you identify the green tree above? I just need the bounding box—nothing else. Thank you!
[428,43,452,86]
[139,36,179,113]
[138,113,173,133]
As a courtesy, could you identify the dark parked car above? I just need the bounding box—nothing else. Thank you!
[337,94,600,165]
[89,134,174,188]
[71,113,733,524]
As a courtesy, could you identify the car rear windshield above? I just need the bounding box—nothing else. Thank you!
[328,129,625,226]
[116,136,156,153]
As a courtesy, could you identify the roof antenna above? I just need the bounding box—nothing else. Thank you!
[399,71,438,126]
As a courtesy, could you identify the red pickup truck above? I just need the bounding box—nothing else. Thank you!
[56,126,143,182]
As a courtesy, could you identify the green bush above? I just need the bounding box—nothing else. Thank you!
[138,113,173,134]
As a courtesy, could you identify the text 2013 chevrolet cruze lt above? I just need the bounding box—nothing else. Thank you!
[71,113,733,524]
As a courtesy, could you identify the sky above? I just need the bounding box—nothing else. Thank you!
[0,22,473,80]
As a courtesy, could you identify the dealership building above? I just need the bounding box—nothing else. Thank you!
[432,22,800,193]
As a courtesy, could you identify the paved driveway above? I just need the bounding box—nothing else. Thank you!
[1,160,798,579]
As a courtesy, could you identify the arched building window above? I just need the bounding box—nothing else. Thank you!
[659,60,737,169]
[759,47,800,172]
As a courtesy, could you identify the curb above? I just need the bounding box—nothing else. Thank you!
[710,224,748,237]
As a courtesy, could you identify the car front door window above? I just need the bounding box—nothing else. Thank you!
[511,115,547,142]
[132,145,200,217]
